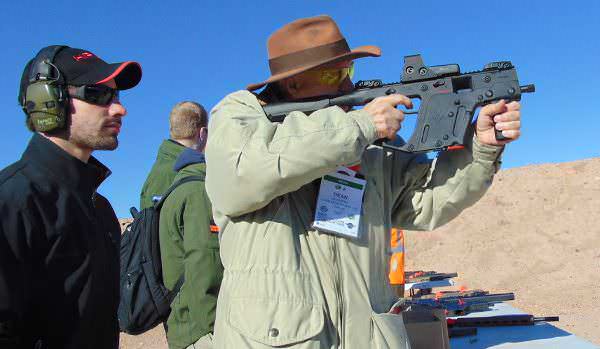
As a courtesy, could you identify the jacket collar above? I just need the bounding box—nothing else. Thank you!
[173,148,205,172]
[158,139,186,160]
[21,133,111,195]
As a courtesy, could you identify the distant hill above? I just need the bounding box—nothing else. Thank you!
[119,157,600,347]
[405,157,600,345]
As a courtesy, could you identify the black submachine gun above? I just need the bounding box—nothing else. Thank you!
[264,54,535,153]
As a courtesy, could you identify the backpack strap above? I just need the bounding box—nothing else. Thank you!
[154,174,205,210]
[155,173,206,296]
[171,274,185,295]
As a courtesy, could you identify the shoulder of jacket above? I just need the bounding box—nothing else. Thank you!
[174,175,207,195]
[0,161,39,198]
[0,161,43,213]
[165,176,207,207]
[0,160,27,186]
[216,90,263,112]
[93,192,114,209]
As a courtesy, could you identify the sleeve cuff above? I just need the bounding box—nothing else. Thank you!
[347,109,379,144]
[472,137,504,172]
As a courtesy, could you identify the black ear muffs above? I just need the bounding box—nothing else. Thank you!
[18,45,69,132]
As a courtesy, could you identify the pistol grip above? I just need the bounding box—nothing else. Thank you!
[495,128,507,141]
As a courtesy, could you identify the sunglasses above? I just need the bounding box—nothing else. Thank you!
[305,63,355,86]
[70,85,120,106]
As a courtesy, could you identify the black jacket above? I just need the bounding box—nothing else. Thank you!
[0,134,121,349]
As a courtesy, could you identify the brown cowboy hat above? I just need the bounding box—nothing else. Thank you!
[247,15,381,91]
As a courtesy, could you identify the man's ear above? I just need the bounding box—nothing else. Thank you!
[199,126,208,140]
[197,126,208,151]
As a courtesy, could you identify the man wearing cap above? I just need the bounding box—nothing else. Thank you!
[0,45,141,349]
[205,16,521,349]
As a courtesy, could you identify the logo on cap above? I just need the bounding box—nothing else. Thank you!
[73,52,95,61]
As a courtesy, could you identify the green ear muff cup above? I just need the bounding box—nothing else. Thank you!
[19,46,69,133]
[24,82,67,132]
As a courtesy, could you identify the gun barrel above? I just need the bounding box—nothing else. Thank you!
[429,272,458,281]
[407,272,458,282]
[520,84,535,93]
[461,293,515,304]
[533,316,559,322]
[448,314,559,327]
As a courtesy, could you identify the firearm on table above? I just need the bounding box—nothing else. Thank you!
[263,54,535,153]
[406,290,515,316]
[405,271,459,297]
[419,289,497,299]
[446,314,559,338]
[405,271,458,283]
[447,314,559,327]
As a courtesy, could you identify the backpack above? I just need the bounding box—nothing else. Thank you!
[118,175,204,335]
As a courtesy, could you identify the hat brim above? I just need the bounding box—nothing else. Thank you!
[247,45,381,91]
[72,61,142,90]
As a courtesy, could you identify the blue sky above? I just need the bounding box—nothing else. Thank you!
[1,1,598,218]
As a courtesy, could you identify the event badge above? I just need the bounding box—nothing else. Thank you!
[312,168,366,239]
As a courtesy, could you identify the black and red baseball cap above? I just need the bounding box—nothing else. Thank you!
[18,46,141,111]
[52,46,142,90]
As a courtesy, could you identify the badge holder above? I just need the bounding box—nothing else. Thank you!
[312,168,366,239]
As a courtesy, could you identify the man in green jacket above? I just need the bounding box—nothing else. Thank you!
[205,16,523,349]
[159,106,223,349]
[140,101,207,209]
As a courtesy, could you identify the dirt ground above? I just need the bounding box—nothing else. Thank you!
[119,157,600,348]
[404,157,600,346]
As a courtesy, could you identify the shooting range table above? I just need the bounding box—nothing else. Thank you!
[449,303,598,348]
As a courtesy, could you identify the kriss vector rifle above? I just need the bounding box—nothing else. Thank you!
[263,55,535,153]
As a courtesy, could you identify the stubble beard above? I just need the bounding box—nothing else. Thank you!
[71,132,119,151]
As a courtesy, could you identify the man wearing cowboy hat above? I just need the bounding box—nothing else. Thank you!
[205,15,521,349]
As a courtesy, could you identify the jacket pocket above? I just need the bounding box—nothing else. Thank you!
[227,297,324,347]
[371,312,411,349]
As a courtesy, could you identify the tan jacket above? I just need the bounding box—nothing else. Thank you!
[205,90,503,348]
